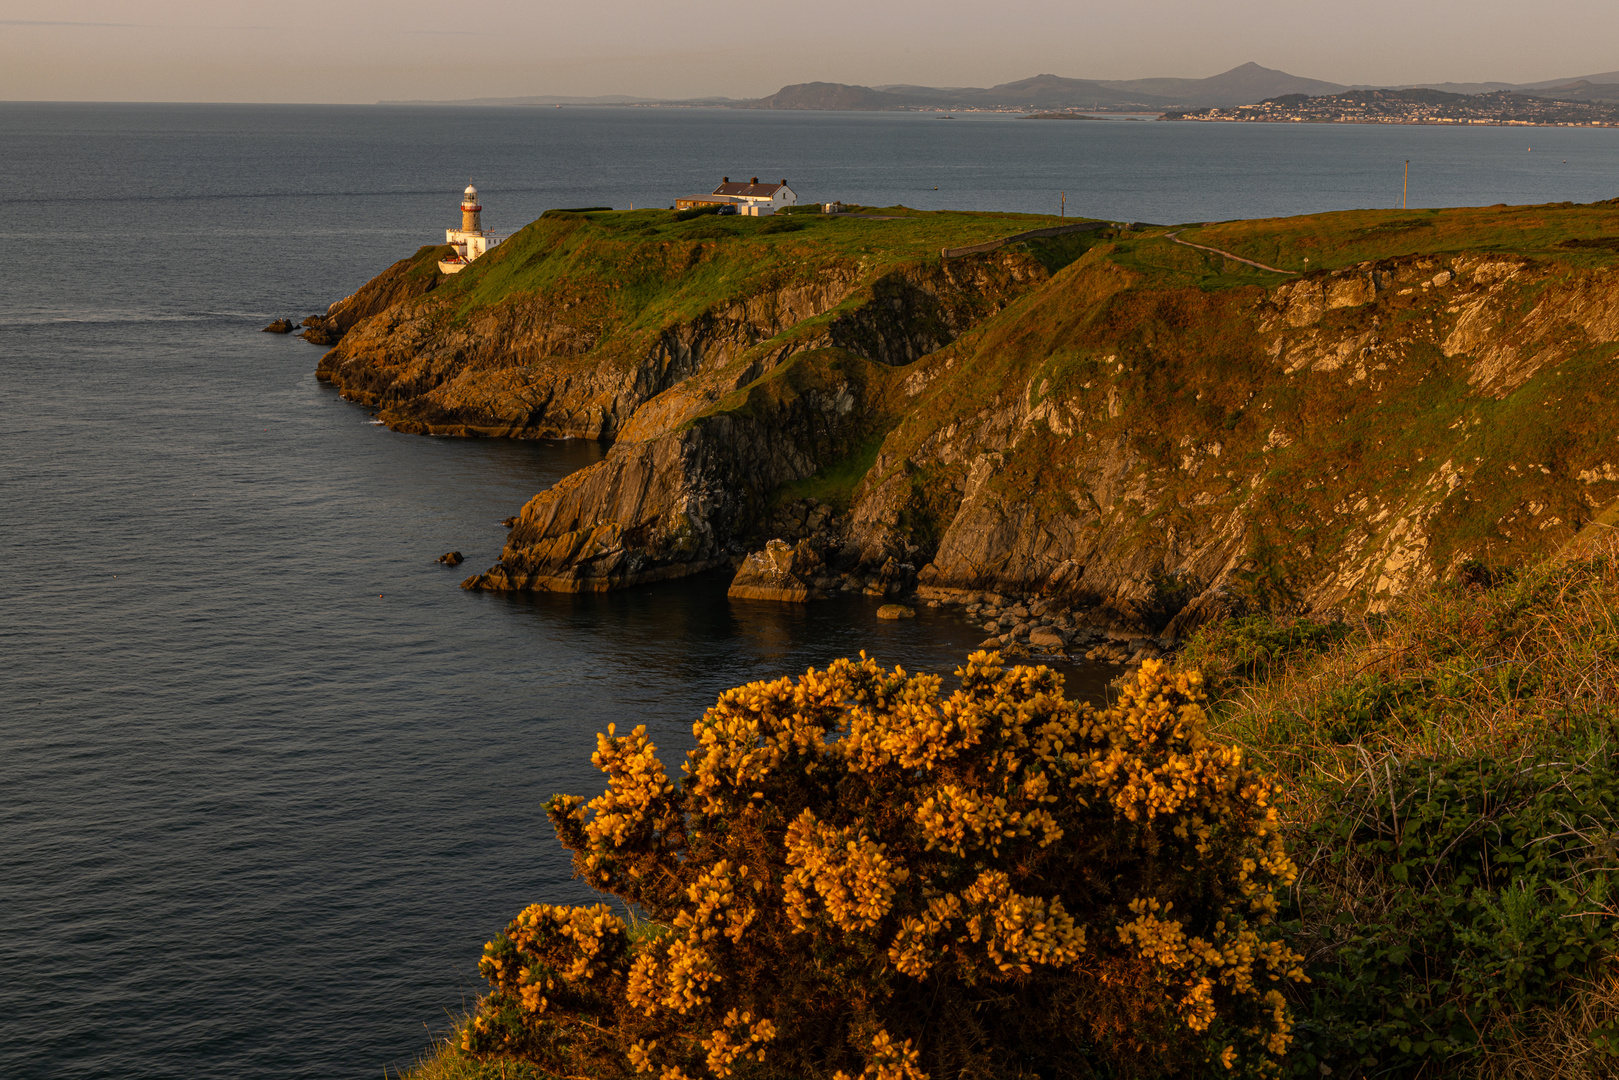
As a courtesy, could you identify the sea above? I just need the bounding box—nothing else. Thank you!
[3,103,1617,1080]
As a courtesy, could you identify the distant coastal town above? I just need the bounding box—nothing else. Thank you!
[1165,87,1619,127]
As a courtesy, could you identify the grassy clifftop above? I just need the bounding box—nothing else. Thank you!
[1182,201,1619,277]
[436,206,1061,323]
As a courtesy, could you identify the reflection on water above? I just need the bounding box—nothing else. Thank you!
[501,572,1116,702]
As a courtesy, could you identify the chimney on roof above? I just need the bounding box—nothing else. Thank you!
[751,177,759,184]
[722,176,729,183]
[781,179,787,185]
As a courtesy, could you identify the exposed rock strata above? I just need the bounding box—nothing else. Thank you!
[461,350,893,592]
[839,249,1619,632]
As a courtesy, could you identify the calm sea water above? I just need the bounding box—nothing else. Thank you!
[3,104,1617,1080]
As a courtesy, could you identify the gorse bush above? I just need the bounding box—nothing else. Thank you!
[462,655,1304,1080]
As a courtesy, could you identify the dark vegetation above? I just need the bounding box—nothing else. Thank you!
[1180,531,1619,1077]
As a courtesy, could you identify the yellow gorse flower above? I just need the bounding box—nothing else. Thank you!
[835,1028,927,1080]
[466,652,1303,1079]
[784,811,908,933]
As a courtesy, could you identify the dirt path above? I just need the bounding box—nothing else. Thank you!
[1165,231,1296,275]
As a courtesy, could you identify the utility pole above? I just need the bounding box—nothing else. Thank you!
[1060,191,1066,218]
[1403,160,1409,210]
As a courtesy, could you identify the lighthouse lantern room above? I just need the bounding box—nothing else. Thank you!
[440,182,507,274]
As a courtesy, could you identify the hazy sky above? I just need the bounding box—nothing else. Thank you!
[4,0,1617,103]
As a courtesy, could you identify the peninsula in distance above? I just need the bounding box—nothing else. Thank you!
[386,62,1619,127]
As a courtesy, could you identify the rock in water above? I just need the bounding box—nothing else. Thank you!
[261,318,294,333]
[437,551,464,566]
[1028,628,1068,650]
[728,539,817,602]
[876,604,916,620]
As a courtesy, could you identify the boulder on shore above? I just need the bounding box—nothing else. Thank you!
[1027,627,1069,650]
[876,604,916,620]
[261,318,295,334]
[728,539,819,602]
[437,551,464,566]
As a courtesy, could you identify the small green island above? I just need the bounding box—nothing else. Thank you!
[302,197,1619,1079]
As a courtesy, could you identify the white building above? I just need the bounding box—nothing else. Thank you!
[675,177,797,216]
[439,183,508,274]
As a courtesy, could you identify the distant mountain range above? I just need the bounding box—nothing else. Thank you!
[383,63,1619,112]
[789,64,1349,111]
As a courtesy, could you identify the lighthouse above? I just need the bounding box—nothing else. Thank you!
[440,181,507,274]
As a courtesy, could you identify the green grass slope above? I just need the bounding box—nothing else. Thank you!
[1176,530,1619,1077]
[439,207,1064,325]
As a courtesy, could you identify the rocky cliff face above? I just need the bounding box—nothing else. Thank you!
[462,349,896,592]
[316,204,1619,635]
[849,243,1619,633]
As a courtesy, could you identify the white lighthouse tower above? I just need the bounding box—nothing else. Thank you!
[439,181,507,274]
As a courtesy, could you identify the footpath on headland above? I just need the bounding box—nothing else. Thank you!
[1165,230,1296,274]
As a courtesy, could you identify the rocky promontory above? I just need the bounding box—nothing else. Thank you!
[311,202,1619,641]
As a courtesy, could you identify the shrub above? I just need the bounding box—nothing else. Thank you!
[1177,615,1355,695]
[461,655,1304,1080]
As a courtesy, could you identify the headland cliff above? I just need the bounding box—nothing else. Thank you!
[310,201,1619,640]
